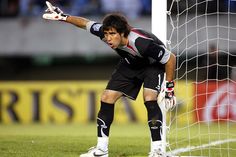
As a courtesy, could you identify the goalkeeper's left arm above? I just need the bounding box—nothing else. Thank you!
[158,52,177,111]
[165,53,176,83]
[164,53,176,109]
[42,1,91,30]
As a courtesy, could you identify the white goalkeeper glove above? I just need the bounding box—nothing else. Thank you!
[42,1,68,21]
[158,81,176,111]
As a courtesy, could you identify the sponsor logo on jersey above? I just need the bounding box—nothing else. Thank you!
[158,50,163,58]
[92,24,102,31]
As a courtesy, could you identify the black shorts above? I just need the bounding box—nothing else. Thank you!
[106,61,165,100]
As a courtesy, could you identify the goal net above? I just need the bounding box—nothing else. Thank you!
[157,0,236,156]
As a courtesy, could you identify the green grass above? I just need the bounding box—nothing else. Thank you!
[0,123,236,157]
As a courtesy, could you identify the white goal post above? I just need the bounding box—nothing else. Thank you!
[152,0,236,157]
[152,0,168,154]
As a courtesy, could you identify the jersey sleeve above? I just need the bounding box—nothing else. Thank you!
[144,41,171,64]
[86,21,104,39]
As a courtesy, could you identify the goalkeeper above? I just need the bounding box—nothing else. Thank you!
[43,1,176,157]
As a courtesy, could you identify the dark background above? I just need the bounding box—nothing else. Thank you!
[0,0,235,81]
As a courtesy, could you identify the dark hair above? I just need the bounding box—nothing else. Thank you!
[102,13,131,37]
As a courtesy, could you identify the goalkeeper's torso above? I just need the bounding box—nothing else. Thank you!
[88,22,170,69]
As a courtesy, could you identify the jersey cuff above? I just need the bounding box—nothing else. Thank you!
[160,47,171,64]
[86,21,96,31]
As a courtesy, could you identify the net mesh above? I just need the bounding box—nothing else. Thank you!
[166,0,236,156]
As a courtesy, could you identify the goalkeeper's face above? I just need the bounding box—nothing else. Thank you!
[104,28,125,49]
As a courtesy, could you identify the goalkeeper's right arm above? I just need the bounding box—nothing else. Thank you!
[42,1,90,30]
[66,16,90,30]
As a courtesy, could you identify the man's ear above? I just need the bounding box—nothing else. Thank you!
[121,33,125,37]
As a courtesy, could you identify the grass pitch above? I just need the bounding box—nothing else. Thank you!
[0,123,235,157]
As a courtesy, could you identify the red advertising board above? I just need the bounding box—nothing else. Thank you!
[194,81,236,122]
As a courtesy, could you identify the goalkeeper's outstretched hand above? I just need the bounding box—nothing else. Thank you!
[42,1,68,21]
[158,81,176,111]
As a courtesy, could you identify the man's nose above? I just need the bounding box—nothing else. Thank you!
[107,35,112,41]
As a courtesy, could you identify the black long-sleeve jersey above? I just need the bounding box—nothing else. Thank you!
[86,21,171,69]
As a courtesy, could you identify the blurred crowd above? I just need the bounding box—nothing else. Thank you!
[0,0,151,19]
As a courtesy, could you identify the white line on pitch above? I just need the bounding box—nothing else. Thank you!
[167,138,236,156]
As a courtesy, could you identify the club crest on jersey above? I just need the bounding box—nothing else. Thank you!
[156,85,161,91]
[158,50,163,58]
[92,24,102,31]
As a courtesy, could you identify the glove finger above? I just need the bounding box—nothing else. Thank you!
[56,7,63,13]
[173,96,176,105]
[46,1,55,12]
[170,99,174,110]
[172,96,176,109]
[157,95,164,105]
[42,13,58,20]
[54,7,63,14]
[42,13,52,20]
[165,99,170,111]
[45,8,53,13]
[169,97,176,110]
